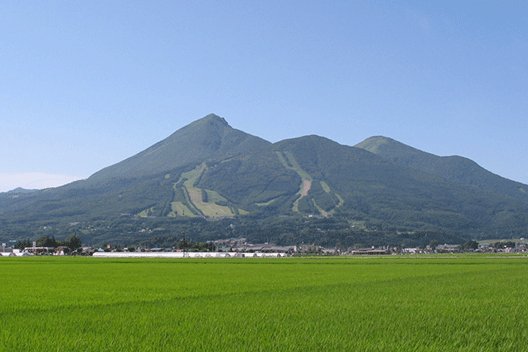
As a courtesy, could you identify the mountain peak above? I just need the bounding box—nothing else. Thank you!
[87,114,269,181]
[179,114,231,136]
[355,136,404,154]
[201,113,230,127]
[7,187,37,194]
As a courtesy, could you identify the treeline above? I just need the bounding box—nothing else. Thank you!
[134,237,216,251]
[7,214,470,249]
[62,214,466,248]
[451,240,519,252]
[15,234,82,251]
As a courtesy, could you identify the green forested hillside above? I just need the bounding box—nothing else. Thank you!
[1,115,527,247]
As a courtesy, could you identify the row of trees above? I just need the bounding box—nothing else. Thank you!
[458,240,519,252]
[133,236,217,252]
[15,235,82,251]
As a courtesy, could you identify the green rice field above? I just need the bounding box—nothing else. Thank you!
[1,255,528,351]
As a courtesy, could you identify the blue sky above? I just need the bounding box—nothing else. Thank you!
[1,0,527,192]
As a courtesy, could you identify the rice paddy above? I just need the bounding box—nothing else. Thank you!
[1,255,527,351]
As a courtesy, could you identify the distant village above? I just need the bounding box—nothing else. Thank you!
[1,237,527,257]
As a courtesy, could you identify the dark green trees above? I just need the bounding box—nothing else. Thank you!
[65,234,82,251]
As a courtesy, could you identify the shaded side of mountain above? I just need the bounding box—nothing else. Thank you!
[356,136,528,203]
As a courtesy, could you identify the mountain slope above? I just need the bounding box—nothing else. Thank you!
[356,136,528,203]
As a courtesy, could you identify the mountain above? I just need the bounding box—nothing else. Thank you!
[355,136,528,203]
[1,114,527,247]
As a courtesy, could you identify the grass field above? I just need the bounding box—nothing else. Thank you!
[1,255,528,351]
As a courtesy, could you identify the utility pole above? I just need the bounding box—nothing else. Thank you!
[181,230,189,258]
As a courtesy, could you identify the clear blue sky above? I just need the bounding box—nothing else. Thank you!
[1,0,527,192]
